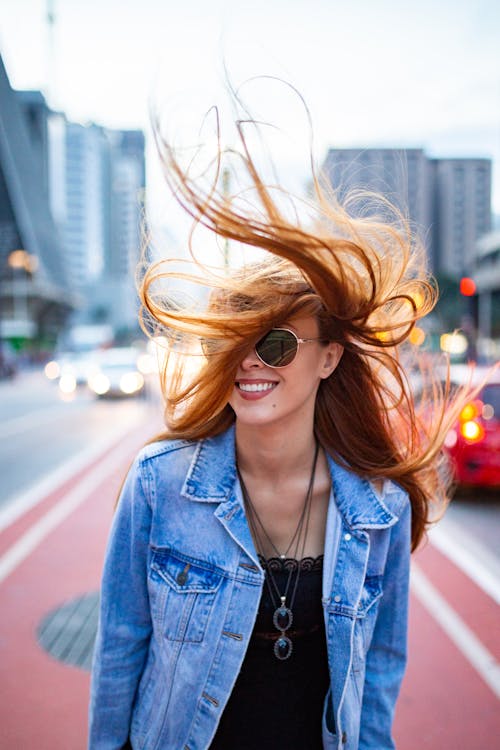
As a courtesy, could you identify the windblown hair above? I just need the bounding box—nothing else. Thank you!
[140,106,470,551]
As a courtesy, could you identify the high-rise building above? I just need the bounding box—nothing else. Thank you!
[106,129,145,281]
[13,85,146,336]
[322,148,492,278]
[0,56,76,350]
[322,148,431,235]
[58,120,109,291]
[430,158,492,275]
[89,128,146,333]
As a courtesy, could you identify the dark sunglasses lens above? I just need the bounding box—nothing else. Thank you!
[256,330,298,367]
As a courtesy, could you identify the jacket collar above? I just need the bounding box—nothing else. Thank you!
[182,426,400,529]
[181,427,238,503]
[325,453,400,529]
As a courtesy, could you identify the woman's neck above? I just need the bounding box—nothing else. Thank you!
[235,421,318,484]
[235,420,331,560]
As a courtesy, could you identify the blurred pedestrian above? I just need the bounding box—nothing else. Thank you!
[88,99,468,750]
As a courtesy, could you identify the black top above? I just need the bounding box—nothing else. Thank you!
[210,555,330,749]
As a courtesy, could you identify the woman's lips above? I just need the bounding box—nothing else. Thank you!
[236,380,278,400]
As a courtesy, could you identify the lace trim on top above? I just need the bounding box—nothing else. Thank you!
[258,554,324,574]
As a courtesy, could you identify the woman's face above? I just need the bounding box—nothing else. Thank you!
[229,316,343,431]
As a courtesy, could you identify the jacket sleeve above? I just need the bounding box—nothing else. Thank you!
[88,454,153,749]
[359,494,411,750]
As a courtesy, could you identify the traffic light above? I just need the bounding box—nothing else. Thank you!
[459,277,476,296]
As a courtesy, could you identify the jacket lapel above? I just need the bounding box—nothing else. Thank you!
[181,427,260,565]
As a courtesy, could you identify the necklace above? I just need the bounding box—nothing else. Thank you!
[245,469,313,560]
[237,441,319,660]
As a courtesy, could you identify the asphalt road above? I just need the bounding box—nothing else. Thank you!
[0,369,160,509]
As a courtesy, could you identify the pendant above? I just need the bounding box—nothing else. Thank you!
[274,634,293,660]
[272,604,293,631]
[272,597,293,660]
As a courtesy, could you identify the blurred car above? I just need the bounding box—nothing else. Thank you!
[444,365,500,487]
[45,351,101,394]
[87,347,145,398]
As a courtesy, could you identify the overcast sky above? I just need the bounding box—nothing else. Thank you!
[1,0,499,238]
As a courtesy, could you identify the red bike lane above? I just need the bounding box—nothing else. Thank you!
[0,436,498,749]
[394,552,500,748]
[0,422,156,750]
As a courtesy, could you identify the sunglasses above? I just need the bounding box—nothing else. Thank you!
[254,328,325,368]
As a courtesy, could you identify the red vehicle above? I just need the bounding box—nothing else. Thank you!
[444,365,500,487]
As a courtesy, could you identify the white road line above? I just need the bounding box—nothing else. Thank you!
[0,405,82,439]
[429,524,500,605]
[0,413,145,533]
[0,429,143,585]
[410,563,500,699]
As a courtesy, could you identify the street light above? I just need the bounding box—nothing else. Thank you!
[440,332,468,355]
[7,250,39,274]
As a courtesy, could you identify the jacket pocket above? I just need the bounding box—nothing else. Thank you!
[326,575,383,620]
[149,548,223,643]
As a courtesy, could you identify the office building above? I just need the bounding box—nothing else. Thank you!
[13,83,146,336]
[322,148,431,235]
[58,120,109,291]
[431,157,492,275]
[322,148,492,278]
[89,128,146,332]
[0,56,76,349]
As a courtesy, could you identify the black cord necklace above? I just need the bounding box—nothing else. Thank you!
[237,441,320,660]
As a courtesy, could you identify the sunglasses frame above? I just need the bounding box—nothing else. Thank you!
[254,328,325,368]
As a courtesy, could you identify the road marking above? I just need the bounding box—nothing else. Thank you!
[429,524,500,605]
[0,428,145,585]
[0,404,84,439]
[0,411,146,533]
[411,563,500,699]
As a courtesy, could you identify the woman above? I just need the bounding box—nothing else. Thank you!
[89,110,464,750]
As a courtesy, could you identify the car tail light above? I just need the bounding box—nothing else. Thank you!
[458,400,485,444]
[459,420,485,442]
[459,401,482,421]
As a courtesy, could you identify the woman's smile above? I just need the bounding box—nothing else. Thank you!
[236,378,278,399]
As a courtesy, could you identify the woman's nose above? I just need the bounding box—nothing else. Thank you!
[239,347,263,370]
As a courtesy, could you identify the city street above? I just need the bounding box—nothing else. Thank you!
[0,370,499,748]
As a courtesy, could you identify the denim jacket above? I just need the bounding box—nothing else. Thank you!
[89,426,411,750]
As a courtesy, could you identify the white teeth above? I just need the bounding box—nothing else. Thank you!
[238,382,276,392]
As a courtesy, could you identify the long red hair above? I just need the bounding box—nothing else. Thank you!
[140,106,471,550]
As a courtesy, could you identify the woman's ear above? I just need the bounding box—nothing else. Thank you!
[320,343,344,379]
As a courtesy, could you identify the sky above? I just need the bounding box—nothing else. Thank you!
[1,0,499,244]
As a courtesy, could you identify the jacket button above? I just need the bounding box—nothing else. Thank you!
[342,731,347,743]
[344,533,352,541]
[334,595,341,603]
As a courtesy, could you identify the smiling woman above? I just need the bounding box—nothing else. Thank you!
[88,94,474,750]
